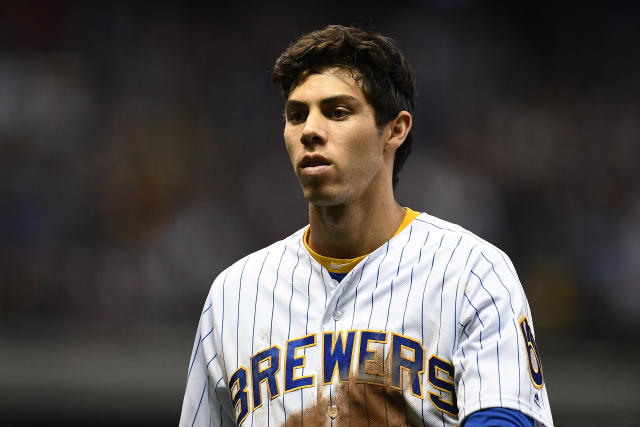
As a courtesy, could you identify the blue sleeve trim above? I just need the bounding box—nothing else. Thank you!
[462,407,534,427]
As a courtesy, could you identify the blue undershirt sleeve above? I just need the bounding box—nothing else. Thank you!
[462,407,535,427]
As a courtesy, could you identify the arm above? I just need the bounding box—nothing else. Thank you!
[179,295,235,427]
[452,247,553,426]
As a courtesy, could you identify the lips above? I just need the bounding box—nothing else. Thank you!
[300,154,332,175]
[301,155,331,168]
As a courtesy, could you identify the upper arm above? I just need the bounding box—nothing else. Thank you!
[180,295,236,427]
[452,247,553,426]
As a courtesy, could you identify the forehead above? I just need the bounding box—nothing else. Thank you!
[288,68,366,102]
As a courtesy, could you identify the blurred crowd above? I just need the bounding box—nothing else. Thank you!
[1,1,639,337]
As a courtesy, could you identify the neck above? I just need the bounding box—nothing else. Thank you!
[307,187,405,259]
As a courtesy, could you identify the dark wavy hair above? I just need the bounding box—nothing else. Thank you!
[272,25,417,188]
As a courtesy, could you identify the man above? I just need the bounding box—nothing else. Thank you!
[180,25,553,426]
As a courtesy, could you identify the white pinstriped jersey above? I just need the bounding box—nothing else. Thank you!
[180,212,553,426]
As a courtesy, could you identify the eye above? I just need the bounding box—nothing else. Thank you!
[331,107,349,120]
[286,110,306,123]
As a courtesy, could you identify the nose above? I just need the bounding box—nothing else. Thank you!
[300,109,327,146]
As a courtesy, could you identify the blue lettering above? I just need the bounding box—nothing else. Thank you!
[250,346,281,409]
[284,334,316,392]
[322,331,356,383]
[229,367,249,424]
[391,334,425,398]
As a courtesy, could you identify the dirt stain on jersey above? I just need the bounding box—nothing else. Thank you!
[284,353,423,426]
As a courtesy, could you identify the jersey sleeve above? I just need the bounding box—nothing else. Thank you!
[179,291,236,427]
[463,407,534,427]
[452,246,553,426]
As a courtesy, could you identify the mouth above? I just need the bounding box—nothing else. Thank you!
[300,155,332,175]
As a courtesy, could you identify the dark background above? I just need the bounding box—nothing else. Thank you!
[1,1,639,426]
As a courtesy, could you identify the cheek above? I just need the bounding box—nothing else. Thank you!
[346,128,383,167]
[283,131,298,160]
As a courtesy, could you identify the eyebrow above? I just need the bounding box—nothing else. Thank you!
[285,94,360,110]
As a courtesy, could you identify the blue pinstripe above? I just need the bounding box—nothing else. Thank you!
[497,249,518,279]
[266,246,288,427]
[422,235,444,342]
[436,236,462,427]
[437,236,462,354]
[201,327,214,343]
[385,226,412,331]
[192,377,208,427]
[421,234,444,425]
[462,292,485,410]
[480,252,522,409]
[415,218,494,248]
[496,345,503,406]
[283,243,302,425]
[342,255,369,426]
[350,256,368,329]
[438,234,459,427]
[367,242,389,329]
[287,242,302,339]
[220,271,229,359]
[402,231,429,335]
[237,258,249,368]
[305,257,312,334]
[213,376,224,426]
[297,257,313,427]
[202,303,212,316]
[437,234,450,426]
[250,252,269,427]
[269,245,287,346]
[354,245,372,424]
[470,270,502,338]
[206,353,217,367]
[321,269,328,310]
[188,332,202,380]
[459,349,467,417]
[399,229,429,426]
[470,269,504,406]
[381,232,410,427]
[451,247,476,355]
[463,293,485,328]
[476,351,482,409]
[251,252,270,354]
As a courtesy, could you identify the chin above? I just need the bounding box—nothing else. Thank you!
[302,185,347,206]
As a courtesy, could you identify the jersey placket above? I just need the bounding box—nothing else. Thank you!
[321,267,349,424]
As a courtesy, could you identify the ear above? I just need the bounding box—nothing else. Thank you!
[384,111,412,153]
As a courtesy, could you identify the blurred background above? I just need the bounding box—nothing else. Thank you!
[1,1,639,425]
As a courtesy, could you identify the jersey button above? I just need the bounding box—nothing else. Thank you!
[327,404,339,419]
[330,279,338,288]
[332,310,343,320]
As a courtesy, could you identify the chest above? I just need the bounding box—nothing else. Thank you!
[216,252,462,426]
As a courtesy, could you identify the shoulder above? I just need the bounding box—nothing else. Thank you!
[411,212,513,263]
[414,212,531,324]
[205,226,308,298]
[407,211,522,293]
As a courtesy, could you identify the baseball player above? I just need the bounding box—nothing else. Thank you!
[180,25,553,427]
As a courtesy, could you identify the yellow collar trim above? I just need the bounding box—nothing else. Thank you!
[303,207,420,273]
